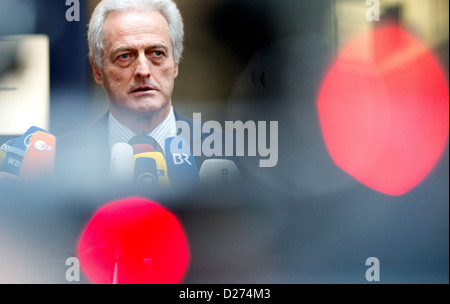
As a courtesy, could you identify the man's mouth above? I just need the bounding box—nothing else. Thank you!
[131,86,155,93]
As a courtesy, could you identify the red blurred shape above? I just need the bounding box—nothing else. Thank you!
[19,131,56,180]
[77,197,190,284]
[318,25,449,196]
[132,144,155,154]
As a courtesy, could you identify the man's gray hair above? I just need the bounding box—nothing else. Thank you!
[88,0,184,69]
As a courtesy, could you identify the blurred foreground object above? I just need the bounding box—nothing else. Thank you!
[318,25,449,195]
[77,197,190,284]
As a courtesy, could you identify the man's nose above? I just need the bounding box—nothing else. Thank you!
[134,55,151,79]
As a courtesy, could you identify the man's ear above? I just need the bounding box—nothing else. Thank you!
[90,57,104,85]
[174,63,179,79]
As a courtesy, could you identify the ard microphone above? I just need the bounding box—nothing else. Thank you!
[165,137,200,189]
[199,159,241,189]
[109,143,134,184]
[0,138,17,165]
[77,197,190,284]
[1,126,47,175]
[19,131,56,180]
[134,152,170,188]
[134,157,159,190]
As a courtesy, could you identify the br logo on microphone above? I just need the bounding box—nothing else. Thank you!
[172,153,193,166]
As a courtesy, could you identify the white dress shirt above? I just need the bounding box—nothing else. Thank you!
[108,106,177,153]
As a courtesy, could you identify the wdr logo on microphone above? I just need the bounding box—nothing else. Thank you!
[6,157,21,168]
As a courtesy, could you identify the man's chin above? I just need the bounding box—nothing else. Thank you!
[111,96,169,116]
[128,101,167,116]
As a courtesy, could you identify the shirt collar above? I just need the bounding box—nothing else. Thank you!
[108,106,177,153]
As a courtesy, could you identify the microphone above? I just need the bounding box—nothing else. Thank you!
[19,131,56,180]
[0,138,17,165]
[199,159,241,189]
[1,126,47,175]
[77,197,190,284]
[134,157,159,190]
[128,135,162,153]
[109,143,134,184]
[165,137,200,189]
[133,144,155,154]
[132,144,154,155]
[134,152,170,188]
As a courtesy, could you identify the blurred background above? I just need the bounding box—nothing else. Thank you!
[0,0,448,284]
[1,0,447,136]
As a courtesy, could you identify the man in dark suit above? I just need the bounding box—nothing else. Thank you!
[55,110,212,186]
[55,0,240,188]
[55,0,182,184]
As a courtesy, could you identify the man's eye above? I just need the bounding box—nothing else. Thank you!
[154,51,164,56]
[118,54,130,60]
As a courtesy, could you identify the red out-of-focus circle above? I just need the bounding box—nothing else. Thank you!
[318,25,449,196]
[77,197,190,284]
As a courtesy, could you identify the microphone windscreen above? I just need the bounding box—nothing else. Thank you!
[1,126,47,175]
[134,157,159,190]
[0,138,17,165]
[128,135,162,153]
[134,152,170,188]
[77,197,190,284]
[199,159,241,189]
[132,144,154,154]
[19,131,55,180]
[165,137,200,189]
[110,143,134,184]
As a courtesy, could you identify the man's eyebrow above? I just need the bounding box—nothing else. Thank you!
[110,47,134,58]
[147,44,169,53]
[110,44,169,57]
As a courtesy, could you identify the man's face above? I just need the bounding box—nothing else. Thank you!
[92,10,178,119]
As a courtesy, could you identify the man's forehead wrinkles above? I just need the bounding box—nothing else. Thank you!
[105,33,171,54]
[116,25,168,36]
[108,27,168,42]
[105,25,170,45]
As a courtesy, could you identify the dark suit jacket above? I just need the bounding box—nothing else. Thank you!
[54,110,240,186]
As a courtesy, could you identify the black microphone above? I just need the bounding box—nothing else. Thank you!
[128,135,163,153]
